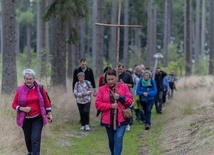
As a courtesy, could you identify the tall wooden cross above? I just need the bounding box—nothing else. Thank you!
[96,0,142,130]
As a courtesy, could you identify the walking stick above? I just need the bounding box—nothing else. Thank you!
[95,0,141,130]
[113,0,122,131]
[152,53,163,80]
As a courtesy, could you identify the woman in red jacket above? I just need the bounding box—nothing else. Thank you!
[95,69,133,155]
[12,69,52,155]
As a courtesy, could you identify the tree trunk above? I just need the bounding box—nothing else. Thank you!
[108,0,117,67]
[36,0,41,73]
[15,18,20,59]
[0,2,2,55]
[185,0,192,76]
[201,0,206,55]
[1,0,17,94]
[146,0,154,69]
[80,19,85,59]
[92,0,97,69]
[26,0,31,67]
[209,0,214,75]
[194,0,200,71]
[163,0,169,67]
[123,0,129,68]
[152,5,157,66]
[40,0,47,77]
[96,0,104,77]
[67,43,72,79]
[50,18,67,90]
[27,23,31,67]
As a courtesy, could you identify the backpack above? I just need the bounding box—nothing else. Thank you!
[39,85,51,103]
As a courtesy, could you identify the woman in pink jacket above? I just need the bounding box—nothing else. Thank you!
[95,69,133,155]
[12,69,52,155]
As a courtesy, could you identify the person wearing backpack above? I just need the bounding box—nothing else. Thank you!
[136,70,157,130]
[12,69,52,155]
[73,58,96,97]
[133,65,144,123]
[154,67,167,114]
[73,72,93,131]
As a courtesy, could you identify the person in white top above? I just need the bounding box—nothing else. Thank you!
[73,72,93,131]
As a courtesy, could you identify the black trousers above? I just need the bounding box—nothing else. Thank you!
[22,115,43,155]
[155,91,163,113]
[77,102,91,126]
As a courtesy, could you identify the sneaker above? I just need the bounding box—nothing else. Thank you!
[85,125,90,131]
[126,124,130,131]
[145,124,150,130]
[80,126,85,131]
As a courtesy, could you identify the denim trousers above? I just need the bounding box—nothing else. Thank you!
[77,102,91,126]
[155,91,163,113]
[105,124,127,155]
[140,100,154,125]
[22,115,43,155]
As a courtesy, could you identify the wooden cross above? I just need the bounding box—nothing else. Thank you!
[96,0,142,130]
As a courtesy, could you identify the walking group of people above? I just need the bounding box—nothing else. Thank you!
[11,58,177,155]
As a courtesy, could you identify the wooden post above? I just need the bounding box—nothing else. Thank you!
[95,0,142,130]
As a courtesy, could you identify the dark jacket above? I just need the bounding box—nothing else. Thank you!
[73,66,96,91]
[154,71,167,91]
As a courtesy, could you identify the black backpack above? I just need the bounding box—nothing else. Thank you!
[39,85,51,103]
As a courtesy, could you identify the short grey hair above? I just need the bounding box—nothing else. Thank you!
[77,72,85,77]
[135,65,142,71]
[22,69,36,78]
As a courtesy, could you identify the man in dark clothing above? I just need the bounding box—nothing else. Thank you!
[118,64,134,89]
[73,58,96,96]
[118,63,134,131]
[154,67,167,114]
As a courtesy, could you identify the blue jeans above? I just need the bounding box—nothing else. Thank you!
[140,100,154,125]
[105,125,127,155]
[22,115,43,155]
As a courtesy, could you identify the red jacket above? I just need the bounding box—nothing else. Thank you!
[95,82,133,126]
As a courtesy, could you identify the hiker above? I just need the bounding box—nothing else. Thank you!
[95,69,133,155]
[154,67,167,114]
[136,70,157,130]
[73,58,96,96]
[98,66,112,87]
[73,72,93,131]
[118,63,134,131]
[167,70,178,99]
[133,65,144,122]
[162,76,170,104]
[12,69,52,155]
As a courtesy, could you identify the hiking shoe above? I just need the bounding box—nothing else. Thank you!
[126,124,131,131]
[80,126,85,131]
[85,125,90,131]
[145,124,150,130]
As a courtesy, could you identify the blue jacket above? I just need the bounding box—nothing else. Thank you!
[136,78,157,102]
[163,77,170,92]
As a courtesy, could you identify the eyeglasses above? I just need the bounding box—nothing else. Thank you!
[25,78,34,81]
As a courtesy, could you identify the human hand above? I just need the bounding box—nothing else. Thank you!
[143,92,148,97]
[113,93,120,100]
[47,113,53,123]
[112,103,118,109]
[93,89,97,97]
[21,107,31,113]
[82,92,87,96]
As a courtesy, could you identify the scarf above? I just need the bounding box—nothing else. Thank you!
[142,78,151,87]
